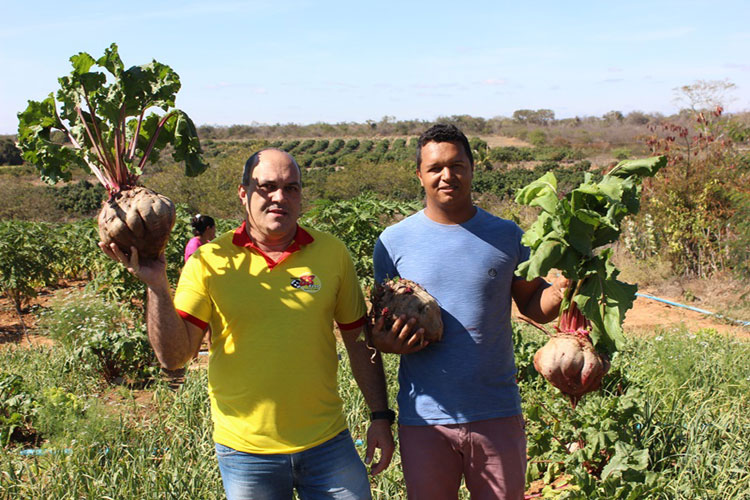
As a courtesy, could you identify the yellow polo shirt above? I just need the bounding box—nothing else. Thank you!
[174,223,366,454]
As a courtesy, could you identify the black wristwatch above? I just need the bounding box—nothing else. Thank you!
[370,409,396,425]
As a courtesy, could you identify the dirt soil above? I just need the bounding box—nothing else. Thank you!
[483,135,533,148]
[620,288,749,339]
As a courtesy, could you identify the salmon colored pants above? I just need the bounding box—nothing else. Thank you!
[398,415,527,500]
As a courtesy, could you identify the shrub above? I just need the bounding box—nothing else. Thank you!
[280,140,300,152]
[0,181,65,221]
[343,139,360,153]
[0,221,63,315]
[528,129,547,147]
[644,108,750,277]
[309,139,329,154]
[48,179,106,216]
[612,147,631,160]
[297,139,315,152]
[40,290,158,386]
[489,146,534,163]
[0,137,23,165]
[325,138,345,155]
[0,373,37,446]
[317,162,421,201]
[302,194,421,286]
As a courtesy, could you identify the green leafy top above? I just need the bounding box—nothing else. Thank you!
[16,43,208,192]
[514,156,666,354]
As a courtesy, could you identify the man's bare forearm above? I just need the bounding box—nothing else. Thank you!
[146,280,202,370]
[515,277,566,324]
[341,328,390,412]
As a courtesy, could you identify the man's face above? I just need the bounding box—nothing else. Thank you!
[238,150,302,242]
[417,140,473,213]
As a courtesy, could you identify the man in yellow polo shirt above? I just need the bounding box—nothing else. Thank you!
[100,148,395,500]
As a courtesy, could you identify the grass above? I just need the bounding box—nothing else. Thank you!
[2,297,750,499]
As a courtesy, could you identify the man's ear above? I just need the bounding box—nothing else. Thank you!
[416,167,425,188]
[238,184,248,204]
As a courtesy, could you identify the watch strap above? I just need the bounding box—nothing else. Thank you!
[370,409,396,424]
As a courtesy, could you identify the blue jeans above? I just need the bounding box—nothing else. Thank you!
[215,429,371,500]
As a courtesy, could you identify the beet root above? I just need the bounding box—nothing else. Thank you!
[98,186,176,261]
[371,278,443,342]
[533,334,610,407]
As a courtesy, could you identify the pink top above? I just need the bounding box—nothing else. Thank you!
[184,236,203,262]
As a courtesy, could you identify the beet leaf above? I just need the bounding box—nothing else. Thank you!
[514,156,666,354]
[16,43,208,193]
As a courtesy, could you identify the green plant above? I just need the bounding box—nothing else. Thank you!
[17,43,207,190]
[621,213,658,259]
[0,221,63,317]
[74,324,158,386]
[528,129,548,147]
[301,194,421,286]
[40,289,157,386]
[0,137,23,165]
[611,147,631,160]
[16,42,208,260]
[515,156,666,354]
[0,373,37,447]
[47,179,106,216]
[645,105,750,278]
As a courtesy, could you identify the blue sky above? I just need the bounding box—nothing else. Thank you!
[2,0,749,134]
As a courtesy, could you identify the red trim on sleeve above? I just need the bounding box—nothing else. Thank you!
[231,222,315,269]
[177,310,209,330]
[337,315,367,331]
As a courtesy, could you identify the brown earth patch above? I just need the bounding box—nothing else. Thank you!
[482,135,533,148]
[513,273,750,341]
[622,288,749,339]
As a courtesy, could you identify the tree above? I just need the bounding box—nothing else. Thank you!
[603,111,624,124]
[512,109,555,126]
[673,79,737,113]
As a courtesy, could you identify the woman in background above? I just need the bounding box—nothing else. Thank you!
[184,214,215,262]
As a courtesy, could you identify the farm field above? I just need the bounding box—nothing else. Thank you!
[2,105,750,498]
[1,207,749,499]
[1,281,749,499]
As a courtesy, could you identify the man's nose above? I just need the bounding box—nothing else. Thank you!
[270,188,286,202]
[440,166,455,181]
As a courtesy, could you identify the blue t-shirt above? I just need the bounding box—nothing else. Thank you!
[373,208,530,425]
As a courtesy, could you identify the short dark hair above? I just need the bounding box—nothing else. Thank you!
[416,124,474,170]
[242,148,301,186]
[191,214,215,236]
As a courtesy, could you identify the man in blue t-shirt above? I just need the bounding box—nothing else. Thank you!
[371,124,568,500]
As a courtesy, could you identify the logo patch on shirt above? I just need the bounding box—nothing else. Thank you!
[291,274,321,293]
